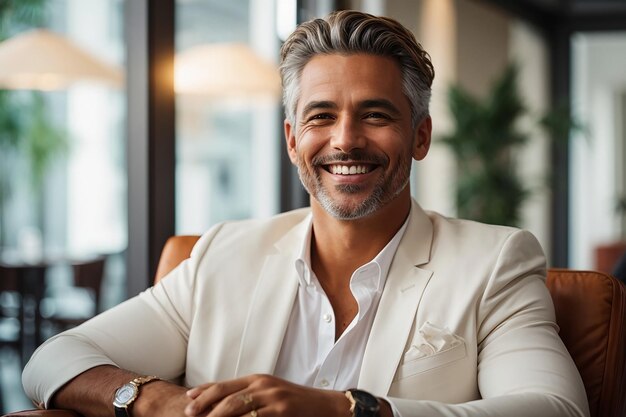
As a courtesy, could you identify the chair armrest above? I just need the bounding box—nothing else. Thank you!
[3,410,82,417]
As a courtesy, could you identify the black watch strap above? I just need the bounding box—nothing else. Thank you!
[345,388,381,417]
[114,406,129,417]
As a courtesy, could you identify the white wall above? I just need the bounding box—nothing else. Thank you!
[510,20,551,260]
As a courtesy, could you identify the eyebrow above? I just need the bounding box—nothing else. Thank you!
[300,100,337,120]
[359,99,402,117]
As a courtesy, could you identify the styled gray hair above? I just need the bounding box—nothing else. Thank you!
[279,10,435,128]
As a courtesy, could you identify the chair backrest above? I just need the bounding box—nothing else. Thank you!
[155,236,626,417]
[547,269,626,417]
[154,235,201,283]
[71,257,106,313]
[0,264,20,292]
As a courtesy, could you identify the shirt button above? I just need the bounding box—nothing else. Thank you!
[319,379,329,387]
[323,313,332,323]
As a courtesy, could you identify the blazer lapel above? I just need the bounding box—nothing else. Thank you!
[234,215,310,377]
[359,201,434,394]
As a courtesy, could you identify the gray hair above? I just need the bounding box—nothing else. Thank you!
[279,10,435,128]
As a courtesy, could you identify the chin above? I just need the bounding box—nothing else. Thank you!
[317,196,382,220]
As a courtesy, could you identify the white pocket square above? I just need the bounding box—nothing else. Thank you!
[404,321,464,361]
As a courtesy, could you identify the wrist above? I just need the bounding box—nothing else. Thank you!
[377,398,394,417]
[131,380,189,417]
[333,390,353,416]
[113,376,160,417]
[344,389,381,417]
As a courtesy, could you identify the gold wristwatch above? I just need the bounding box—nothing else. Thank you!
[113,375,160,417]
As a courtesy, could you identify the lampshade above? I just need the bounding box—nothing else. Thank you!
[0,29,123,90]
[175,43,281,98]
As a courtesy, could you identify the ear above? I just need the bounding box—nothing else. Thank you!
[412,116,432,161]
[284,119,298,164]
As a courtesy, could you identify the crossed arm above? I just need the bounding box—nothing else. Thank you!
[50,365,393,417]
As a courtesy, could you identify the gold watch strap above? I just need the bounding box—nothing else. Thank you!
[129,375,160,388]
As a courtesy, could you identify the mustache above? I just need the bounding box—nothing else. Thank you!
[312,150,388,166]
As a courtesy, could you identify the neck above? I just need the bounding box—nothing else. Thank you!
[309,188,411,285]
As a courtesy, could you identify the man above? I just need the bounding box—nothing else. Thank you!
[23,10,589,417]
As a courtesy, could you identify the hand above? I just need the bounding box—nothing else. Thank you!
[133,380,191,417]
[183,374,351,417]
[50,365,192,417]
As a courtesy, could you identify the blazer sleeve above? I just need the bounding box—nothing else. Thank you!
[390,230,590,417]
[21,223,224,408]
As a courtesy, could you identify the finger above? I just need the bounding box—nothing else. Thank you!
[208,389,268,417]
[185,379,250,416]
[187,382,215,399]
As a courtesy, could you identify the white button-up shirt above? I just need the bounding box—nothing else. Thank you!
[274,214,409,407]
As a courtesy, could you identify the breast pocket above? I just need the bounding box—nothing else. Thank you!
[395,340,467,380]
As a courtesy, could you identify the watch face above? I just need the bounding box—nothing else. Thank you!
[114,383,138,405]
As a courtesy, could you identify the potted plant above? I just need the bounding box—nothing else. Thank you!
[441,63,578,227]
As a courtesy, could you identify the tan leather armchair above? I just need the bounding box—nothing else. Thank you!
[6,236,626,417]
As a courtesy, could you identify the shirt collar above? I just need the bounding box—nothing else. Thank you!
[294,208,411,290]
[295,214,314,287]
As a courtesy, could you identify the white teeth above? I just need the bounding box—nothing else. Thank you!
[329,165,370,175]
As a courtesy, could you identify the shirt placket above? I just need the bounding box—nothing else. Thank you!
[312,265,379,389]
[313,283,339,389]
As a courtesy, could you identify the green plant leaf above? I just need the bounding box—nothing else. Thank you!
[440,62,565,227]
[22,93,68,193]
[0,0,46,39]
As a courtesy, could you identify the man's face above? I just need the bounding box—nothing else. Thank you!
[284,53,430,220]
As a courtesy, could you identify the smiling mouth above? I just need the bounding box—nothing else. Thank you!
[324,164,376,175]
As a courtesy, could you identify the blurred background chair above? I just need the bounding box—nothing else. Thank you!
[612,251,626,283]
[0,263,47,366]
[5,236,626,417]
[0,266,22,354]
[41,256,107,336]
[595,241,626,278]
[0,265,22,411]
[0,262,47,412]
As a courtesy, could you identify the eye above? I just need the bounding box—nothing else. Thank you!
[310,113,333,120]
[364,112,389,120]
[306,113,335,124]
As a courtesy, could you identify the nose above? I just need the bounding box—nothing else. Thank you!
[329,116,366,153]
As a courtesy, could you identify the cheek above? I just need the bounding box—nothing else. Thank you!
[295,129,328,159]
[369,129,413,158]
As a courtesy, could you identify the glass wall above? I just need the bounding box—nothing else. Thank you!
[175,0,281,235]
[0,0,126,411]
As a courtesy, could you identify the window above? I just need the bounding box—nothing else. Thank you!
[175,0,281,234]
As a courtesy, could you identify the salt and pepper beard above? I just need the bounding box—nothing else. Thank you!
[295,149,413,220]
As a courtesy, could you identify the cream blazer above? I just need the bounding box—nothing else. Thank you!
[23,200,589,416]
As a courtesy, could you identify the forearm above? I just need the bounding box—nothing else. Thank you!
[51,365,190,417]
